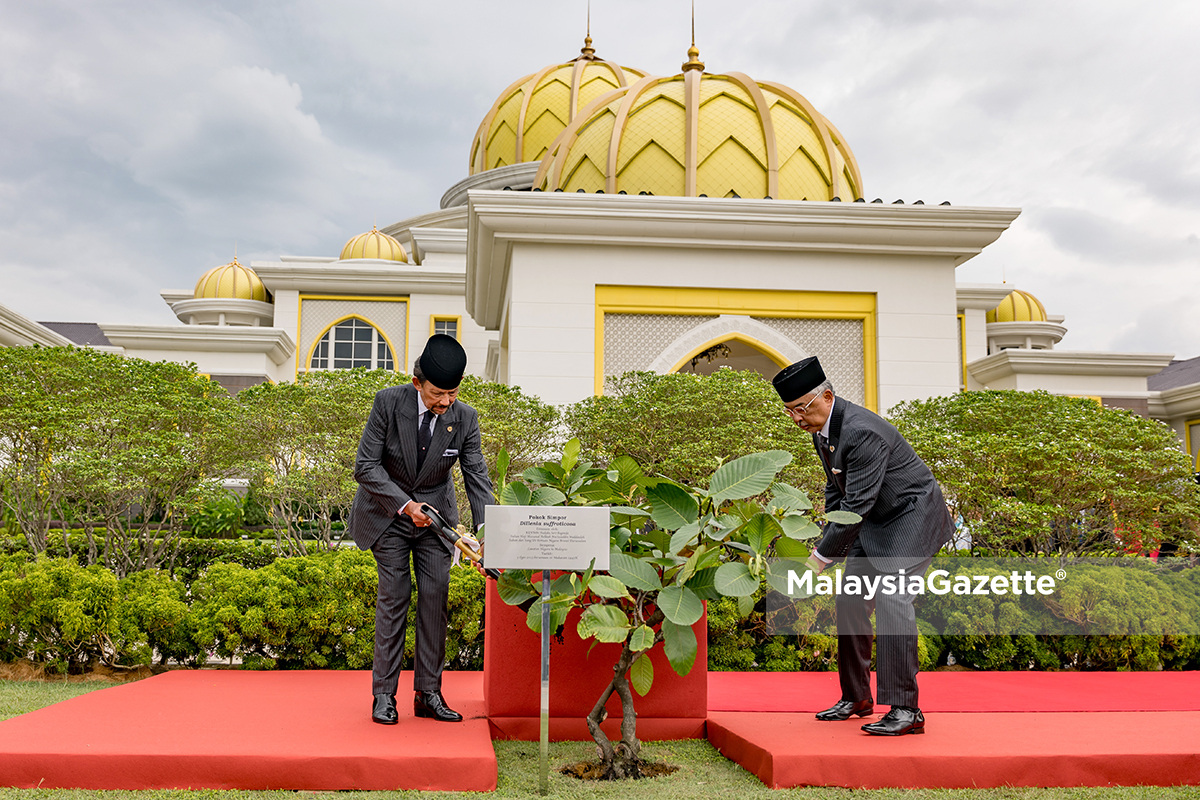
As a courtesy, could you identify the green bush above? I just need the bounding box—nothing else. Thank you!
[564,370,825,499]
[191,550,379,669]
[0,555,122,672]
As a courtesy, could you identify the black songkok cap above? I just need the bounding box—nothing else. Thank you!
[417,334,467,389]
[772,356,826,403]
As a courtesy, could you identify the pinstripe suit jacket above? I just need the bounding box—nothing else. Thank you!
[813,398,952,569]
[349,383,494,552]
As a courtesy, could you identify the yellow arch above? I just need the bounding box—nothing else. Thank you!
[303,314,402,373]
[668,333,790,374]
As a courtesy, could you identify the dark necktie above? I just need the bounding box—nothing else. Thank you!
[417,410,434,468]
[817,434,830,463]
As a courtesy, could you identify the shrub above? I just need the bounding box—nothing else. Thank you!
[564,370,825,499]
[890,391,1200,555]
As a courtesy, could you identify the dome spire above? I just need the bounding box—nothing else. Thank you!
[682,2,704,72]
[580,1,596,59]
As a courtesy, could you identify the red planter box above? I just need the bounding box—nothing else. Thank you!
[482,581,708,741]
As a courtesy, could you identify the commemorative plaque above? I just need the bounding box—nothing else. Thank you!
[483,505,610,571]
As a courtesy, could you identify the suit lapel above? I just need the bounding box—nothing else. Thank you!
[416,401,460,483]
[397,384,420,479]
[827,397,846,456]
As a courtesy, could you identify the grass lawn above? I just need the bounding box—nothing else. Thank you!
[1,679,1197,800]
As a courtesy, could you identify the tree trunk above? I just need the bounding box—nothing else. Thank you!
[584,608,664,779]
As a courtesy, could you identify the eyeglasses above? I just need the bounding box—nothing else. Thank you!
[785,392,822,417]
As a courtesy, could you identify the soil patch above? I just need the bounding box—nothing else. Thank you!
[0,660,157,683]
[559,759,679,780]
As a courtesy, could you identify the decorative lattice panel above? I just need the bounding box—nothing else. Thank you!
[299,299,408,372]
[604,314,716,377]
[754,317,864,405]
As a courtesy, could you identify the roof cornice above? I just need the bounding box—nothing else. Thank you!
[98,325,295,365]
[0,304,74,347]
[967,349,1175,385]
[250,261,465,296]
[467,190,1021,329]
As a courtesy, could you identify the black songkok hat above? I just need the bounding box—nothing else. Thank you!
[417,334,467,389]
[772,356,826,403]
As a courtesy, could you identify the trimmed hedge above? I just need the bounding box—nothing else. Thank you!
[0,550,486,674]
[2,547,1195,674]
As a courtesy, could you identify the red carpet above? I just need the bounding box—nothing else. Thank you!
[709,670,1200,712]
[3,669,1199,790]
[707,671,1200,788]
[0,670,496,791]
[708,710,1200,789]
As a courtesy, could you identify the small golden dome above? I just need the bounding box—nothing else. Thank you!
[469,37,647,175]
[340,226,408,262]
[193,256,270,302]
[987,290,1048,323]
[534,49,862,201]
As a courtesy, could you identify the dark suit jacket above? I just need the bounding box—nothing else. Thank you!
[349,383,494,552]
[813,397,952,568]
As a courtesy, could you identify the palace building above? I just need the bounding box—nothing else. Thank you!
[5,35,1200,467]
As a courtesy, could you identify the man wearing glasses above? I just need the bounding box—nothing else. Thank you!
[773,356,952,736]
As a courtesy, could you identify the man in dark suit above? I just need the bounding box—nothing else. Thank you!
[773,356,952,736]
[350,334,494,725]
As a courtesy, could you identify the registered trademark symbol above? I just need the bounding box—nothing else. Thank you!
[1055,569,1066,580]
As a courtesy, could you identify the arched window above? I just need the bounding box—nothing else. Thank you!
[310,318,395,371]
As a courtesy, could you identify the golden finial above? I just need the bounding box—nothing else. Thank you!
[580,1,596,58]
[232,243,239,266]
[682,1,704,72]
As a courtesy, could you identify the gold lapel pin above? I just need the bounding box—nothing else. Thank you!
[447,426,453,432]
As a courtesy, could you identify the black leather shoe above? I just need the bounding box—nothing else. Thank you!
[371,693,398,725]
[414,690,463,722]
[862,706,925,735]
[815,698,874,721]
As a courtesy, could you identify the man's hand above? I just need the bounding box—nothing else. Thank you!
[403,500,434,527]
[805,553,827,574]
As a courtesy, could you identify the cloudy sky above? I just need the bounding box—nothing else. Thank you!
[1,1,1197,356]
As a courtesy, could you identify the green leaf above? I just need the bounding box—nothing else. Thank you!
[496,449,511,486]
[497,569,536,605]
[607,552,661,591]
[561,438,581,473]
[766,558,811,596]
[609,506,650,523]
[587,574,631,599]
[668,522,701,555]
[771,483,813,512]
[500,482,532,506]
[715,561,758,597]
[526,597,569,635]
[579,604,630,643]
[774,535,809,558]
[522,466,559,485]
[661,619,698,676]
[657,585,704,626]
[629,653,654,696]
[708,451,792,503]
[741,512,783,555]
[824,510,863,525]
[610,526,633,550]
[629,624,656,652]
[610,455,644,496]
[530,486,567,506]
[781,514,821,540]
[684,566,721,601]
[646,483,699,531]
[737,594,756,618]
[677,543,706,585]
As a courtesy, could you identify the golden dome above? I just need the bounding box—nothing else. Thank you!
[469,36,647,175]
[533,46,862,201]
[340,226,408,262]
[987,290,1048,323]
[193,256,270,302]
